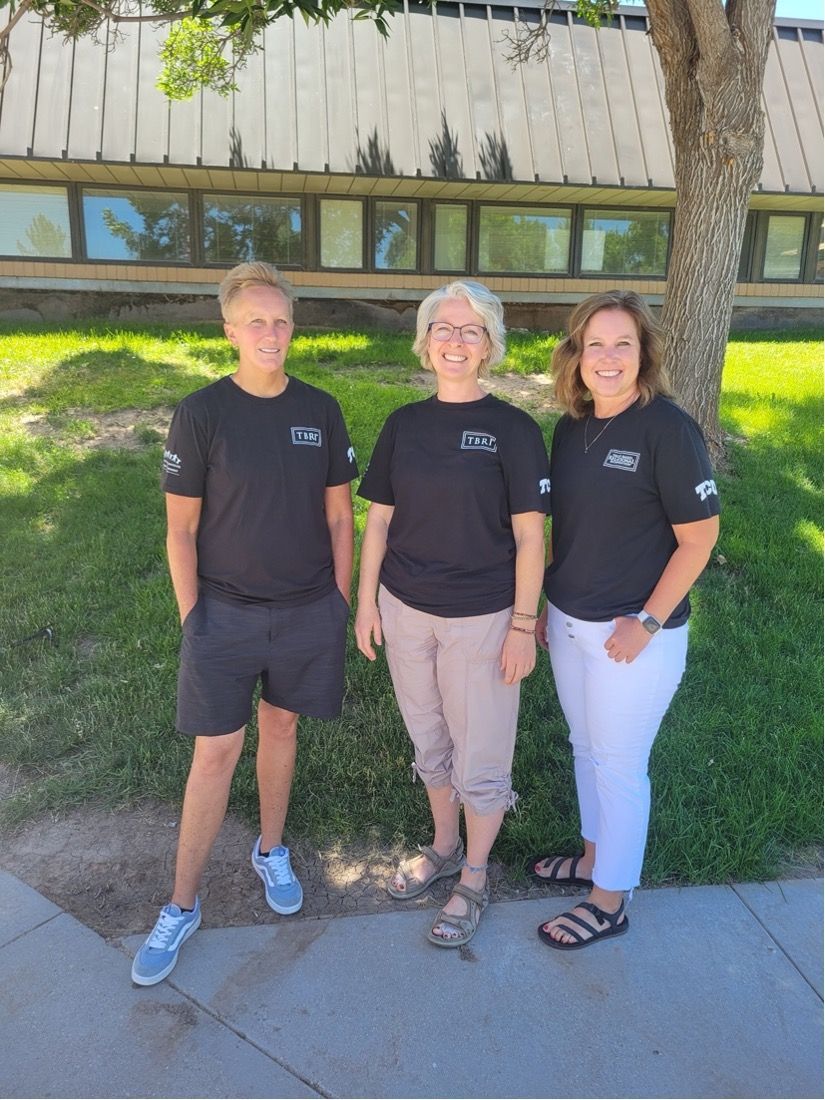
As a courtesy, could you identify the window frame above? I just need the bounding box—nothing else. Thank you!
[751,210,810,283]
[78,183,194,265]
[430,200,471,275]
[0,182,76,262]
[575,204,673,280]
[199,190,305,269]
[473,200,575,277]
[371,197,421,274]
[317,195,367,272]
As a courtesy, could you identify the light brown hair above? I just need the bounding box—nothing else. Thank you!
[217,262,296,322]
[552,290,671,418]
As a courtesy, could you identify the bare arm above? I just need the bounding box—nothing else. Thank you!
[355,502,395,661]
[500,511,546,685]
[605,515,720,663]
[324,483,355,605]
[165,493,202,624]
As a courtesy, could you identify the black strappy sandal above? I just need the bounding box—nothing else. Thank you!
[537,899,629,950]
[526,853,593,888]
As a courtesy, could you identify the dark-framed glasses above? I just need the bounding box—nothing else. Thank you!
[428,322,487,345]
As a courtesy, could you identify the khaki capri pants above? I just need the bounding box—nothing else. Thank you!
[378,585,520,815]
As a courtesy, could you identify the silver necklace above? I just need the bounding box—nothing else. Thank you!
[583,393,639,453]
[583,413,617,453]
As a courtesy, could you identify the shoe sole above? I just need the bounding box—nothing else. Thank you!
[131,911,202,986]
[252,857,303,915]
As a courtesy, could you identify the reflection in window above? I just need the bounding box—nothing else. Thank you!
[0,184,71,257]
[83,189,190,261]
[203,195,301,264]
[320,200,363,269]
[433,205,467,272]
[478,207,570,273]
[375,201,417,270]
[763,215,805,280]
[816,222,823,283]
[581,209,670,276]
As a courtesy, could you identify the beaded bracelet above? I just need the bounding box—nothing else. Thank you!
[512,612,538,621]
[510,625,535,635]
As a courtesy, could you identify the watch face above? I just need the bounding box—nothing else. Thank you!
[642,616,660,635]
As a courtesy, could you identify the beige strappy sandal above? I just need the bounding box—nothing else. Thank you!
[427,881,489,948]
[387,839,465,900]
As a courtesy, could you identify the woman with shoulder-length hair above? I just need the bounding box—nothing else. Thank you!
[529,289,720,949]
[356,280,550,948]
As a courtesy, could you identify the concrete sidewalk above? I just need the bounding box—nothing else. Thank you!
[1,869,821,1099]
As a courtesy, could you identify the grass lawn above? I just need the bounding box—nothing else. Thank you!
[0,322,821,885]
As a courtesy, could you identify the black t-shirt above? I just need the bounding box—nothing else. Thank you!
[545,396,720,626]
[162,375,357,606]
[358,394,551,617]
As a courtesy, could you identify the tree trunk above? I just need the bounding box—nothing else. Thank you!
[647,0,776,461]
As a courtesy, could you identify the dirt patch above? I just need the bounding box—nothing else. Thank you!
[19,375,556,453]
[21,407,174,451]
[410,371,558,414]
[0,799,573,939]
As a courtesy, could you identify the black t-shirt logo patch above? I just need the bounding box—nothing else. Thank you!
[291,426,322,447]
[163,449,182,476]
[603,448,640,472]
[461,431,497,453]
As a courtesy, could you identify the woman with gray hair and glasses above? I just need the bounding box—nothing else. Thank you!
[355,280,550,947]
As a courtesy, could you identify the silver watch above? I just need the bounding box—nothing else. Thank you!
[636,612,662,635]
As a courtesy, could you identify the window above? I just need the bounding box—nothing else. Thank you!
[203,195,301,265]
[0,184,71,258]
[433,205,468,272]
[374,201,418,271]
[478,206,571,273]
[581,209,670,276]
[83,189,190,261]
[763,214,806,280]
[320,199,363,269]
[815,220,823,283]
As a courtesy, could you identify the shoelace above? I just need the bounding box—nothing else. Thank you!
[264,851,294,885]
[147,908,185,949]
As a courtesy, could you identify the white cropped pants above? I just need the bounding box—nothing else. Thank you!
[547,602,688,892]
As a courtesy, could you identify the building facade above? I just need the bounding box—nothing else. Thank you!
[0,0,821,327]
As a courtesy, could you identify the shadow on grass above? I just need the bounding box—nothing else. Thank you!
[0,347,218,415]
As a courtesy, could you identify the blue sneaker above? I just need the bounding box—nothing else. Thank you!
[131,898,201,986]
[251,837,303,914]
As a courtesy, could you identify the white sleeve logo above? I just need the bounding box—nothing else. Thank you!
[163,449,181,476]
[539,478,551,494]
[695,479,718,502]
[347,445,356,464]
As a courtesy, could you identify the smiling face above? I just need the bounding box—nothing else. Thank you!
[223,284,294,381]
[426,297,490,398]
[578,308,642,417]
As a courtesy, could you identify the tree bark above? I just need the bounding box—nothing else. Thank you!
[647,0,776,460]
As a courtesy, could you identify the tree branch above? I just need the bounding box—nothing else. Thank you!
[684,0,738,70]
[79,0,183,25]
[1,0,35,48]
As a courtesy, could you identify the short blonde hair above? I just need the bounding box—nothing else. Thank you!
[552,290,671,418]
[218,262,296,322]
[413,281,506,378]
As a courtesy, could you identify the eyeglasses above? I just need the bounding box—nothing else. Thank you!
[427,322,487,345]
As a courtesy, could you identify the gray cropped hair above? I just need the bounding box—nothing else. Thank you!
[413,281,506,377]
[218,262,296,322]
